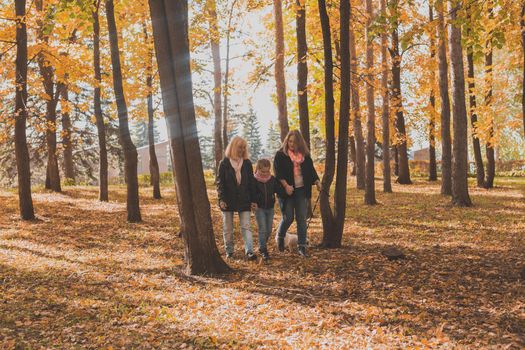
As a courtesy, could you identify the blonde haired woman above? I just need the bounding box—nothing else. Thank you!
[274,130,321,257]
[216,136,258,260]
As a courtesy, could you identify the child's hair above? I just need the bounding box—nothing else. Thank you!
[256,158,271,171]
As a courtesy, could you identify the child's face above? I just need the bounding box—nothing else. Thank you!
[259,166,271,177]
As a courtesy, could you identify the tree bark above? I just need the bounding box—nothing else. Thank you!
[317,0,336,244]
[106,0,142,222]
[428,2,438,182]
[222,1,237,146]
[390,0,411,185]
[36,0,61,192]
[437,0,452,195]
[14,0,35,220]
[206,0,223,171]
[449,0,472,206]
[349,13,366,190]
[144,22,161,199]
[349,136,357,176]
[61,83,75,183]
[364,0,377,204]
[381,0,392,193]
[466,4,485,188]
[148,0,229,275]
[93,0,109,202]
[484,2,495,189]
[394,145,399,176]
[522,2,525,139]
[296,0,310,148]
[274,0,289,140]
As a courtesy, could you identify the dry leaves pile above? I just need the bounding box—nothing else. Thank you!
[0,178,524,349]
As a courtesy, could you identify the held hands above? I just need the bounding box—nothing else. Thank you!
[285,184,294,196]
[315,180,322,192]
[219,201,227,210]
[251,203,258,211]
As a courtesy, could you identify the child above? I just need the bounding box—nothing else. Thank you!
[253,158,284,261]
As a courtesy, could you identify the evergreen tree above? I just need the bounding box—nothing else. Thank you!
[266,121,281,155]
[131,119,160,148]
[199,135,215,170]
[240,109,263,161]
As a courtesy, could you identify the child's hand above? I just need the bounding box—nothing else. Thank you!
[315,181,322,192]
[219,201,227,210]
[251,203,258,211]
[285,184,294,196]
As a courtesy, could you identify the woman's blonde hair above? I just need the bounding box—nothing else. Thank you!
[224,136,250,160]
[281,129,310,155]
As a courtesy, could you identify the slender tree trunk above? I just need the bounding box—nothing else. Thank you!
[522,2,525,139]
[296,0,310,148]
[381,0,392,193]
[449,0,472,206]
[364,0,377,204]
[206,0,223,171]
[394,145,399,176]
[222,1,237,146]
[466,5,485,188]
[144,22,161,199]
[349,14,366,190]
[428,2,438,182]
[148,0,229,275]
[484,2,495,189]
[317,0,336,242]
[93,0,109,201]
[390,0,411,185]
[437,0,452,195]
[14,0,35,220]
[349,136,357,176]
[61,83,75,183]
[106,0,142,222]
[274,0,289,140]
[36,0,61,192]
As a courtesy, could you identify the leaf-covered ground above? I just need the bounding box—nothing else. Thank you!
[1,177,524,349]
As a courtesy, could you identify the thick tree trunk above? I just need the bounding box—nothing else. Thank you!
[449,0,472,206]
[390,1,411,185]
[144,23,161,199]
[296,0,310,148]
[522,2,525,139]
[381,0,392,193]
[61,83,75,183]
[428,2,438,182]
[484,3,495,189]
[36,0,61,192]
[317,0,336,243]
[14,0,35,220]
[437,0,452,195]
[206,0,223,171]
[148,0,229,275]
[349,16,366,190]
[106,0,142,222]
[364,0,377,204]
[93,0,109,201]
[274,0,289,140]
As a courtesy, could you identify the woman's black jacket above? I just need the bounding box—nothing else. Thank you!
[273,150,319,199]
[216,158,257,212]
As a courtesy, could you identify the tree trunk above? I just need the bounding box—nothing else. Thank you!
[349,14,366,190]
[449,0,472,207]
[381,0,392,193]
[394,145,399,176]
[296,0,310,148]
[317,0,336,245]
[206,0,223,171]
[428,2,438,182]
[106,0,142,222]
[484,2,495,189]
[14,0,35,220]
[390,0,411,185]
[222,1,236,146]
[349,136,357,176]
[144,22,161,199]
[466,5,485,188]
[36,0,61,192]
[437,0,452,195]
[364,0,377,204]
[148,0,229,275]
[93,0,109,202]
[522,2,525,139]
[61,83,75,183]
[274,0,289,140]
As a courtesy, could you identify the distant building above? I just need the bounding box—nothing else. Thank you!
[136,140,172,175]
[413,147,430,161]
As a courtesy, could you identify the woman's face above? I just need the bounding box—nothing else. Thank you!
[288,135,296,152]
[259,166,271,177]
[236,143,246,158]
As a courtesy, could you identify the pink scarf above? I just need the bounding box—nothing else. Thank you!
[229,157,243,185]
[254,171,272,183]
[287,150,304,177]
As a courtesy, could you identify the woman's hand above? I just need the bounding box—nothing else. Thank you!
[315,180,322,192]
[285,184,294,196]
[219,201,227,210]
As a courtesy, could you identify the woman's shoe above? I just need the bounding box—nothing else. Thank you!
[298,246,309,258]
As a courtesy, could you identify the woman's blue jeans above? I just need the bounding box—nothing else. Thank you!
[277,187,308,248]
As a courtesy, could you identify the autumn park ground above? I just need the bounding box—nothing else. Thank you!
[0,177,524,349]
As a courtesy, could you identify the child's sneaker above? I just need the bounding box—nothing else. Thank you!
[246,252,257,261]
[261,251,270,261]
[226,252,234,259]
